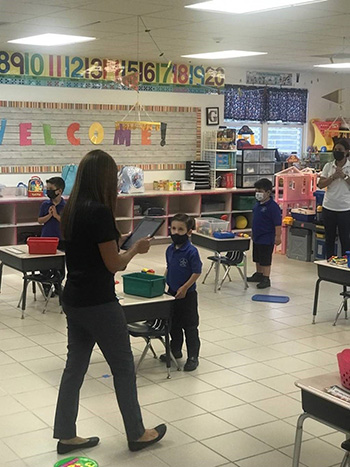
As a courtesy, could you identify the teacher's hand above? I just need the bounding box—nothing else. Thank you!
[135,237,152,254]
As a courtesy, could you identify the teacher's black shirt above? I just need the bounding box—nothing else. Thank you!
[62,201,119,307]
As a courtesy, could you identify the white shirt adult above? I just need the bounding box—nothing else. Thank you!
[320,159,350,211]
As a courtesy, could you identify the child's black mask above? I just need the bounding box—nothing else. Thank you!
[47,189,58,200]
[171,233,188,245]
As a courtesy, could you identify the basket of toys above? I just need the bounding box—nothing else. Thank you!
[337,349,350,390]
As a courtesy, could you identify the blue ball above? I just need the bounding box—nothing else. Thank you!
[320,146,327,152]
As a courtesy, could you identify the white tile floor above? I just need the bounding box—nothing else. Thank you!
[0,245,349,466]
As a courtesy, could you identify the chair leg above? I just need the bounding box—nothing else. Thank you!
[218,265,230,291]
[135,339,152,373]
[32,281,37,301]
[202,262,214,284]
[340,452,349,467]
[43,285,55,314]
[243,252,248,289]
[149,342,158,359]
[37,282,45,299]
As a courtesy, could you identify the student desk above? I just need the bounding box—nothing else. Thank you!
[0,245,65,318]
[312,260,350,324]
[293,373,350,467]
[191,232,251,293]
[118,291,175,378]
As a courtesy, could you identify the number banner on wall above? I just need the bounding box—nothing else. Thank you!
[0,50,225,88]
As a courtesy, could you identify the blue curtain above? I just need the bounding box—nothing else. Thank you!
[267,88,308,123]
[224,85,308,123]
[224,85,266,121]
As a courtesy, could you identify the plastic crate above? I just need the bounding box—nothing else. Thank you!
[259,163,275,175]
[122,272,165,298]
[195,217,230,236]
[233,195,256,210]
[27,237,59,254]
[241,150,260,162]
[259,150,276,162]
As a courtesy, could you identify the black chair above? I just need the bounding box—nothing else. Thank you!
[128,319,180,378]
[17,270,63,318]
[333,287,349,326]
[340,439,350,466]
[202,251,248,291]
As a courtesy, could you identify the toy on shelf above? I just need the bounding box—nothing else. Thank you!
[237,232,249,238]
[235,215,248,229]
[28,176,44,198]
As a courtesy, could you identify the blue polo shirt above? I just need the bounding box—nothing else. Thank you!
[252,197,281,245]
[39,198,66,239]
[166,240,202,294]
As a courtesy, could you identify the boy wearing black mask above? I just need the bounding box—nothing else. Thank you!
[38,177,66,295]
[160,213,202,371]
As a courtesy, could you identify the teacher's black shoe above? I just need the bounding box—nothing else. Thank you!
[342,439,350,452]
[184,357,199,371]
[57,437,100,454]
[128,424,167,452]
[247,272,263,283]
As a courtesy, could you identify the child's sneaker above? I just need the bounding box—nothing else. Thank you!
[257,277,271,289]
[184,357,199,371]
[247,272,263,282]
[159,351,182,362]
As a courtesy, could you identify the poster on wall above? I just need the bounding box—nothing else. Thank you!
[246,71,293,86]
[0,50,225,91]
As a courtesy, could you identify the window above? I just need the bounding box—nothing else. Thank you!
[267,124,303,156]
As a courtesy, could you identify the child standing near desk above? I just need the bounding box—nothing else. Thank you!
[38,177,66,294]
[247,178,282,289]
[160,213,202,371]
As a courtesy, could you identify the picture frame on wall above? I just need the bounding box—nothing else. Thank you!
[206,107,219,126]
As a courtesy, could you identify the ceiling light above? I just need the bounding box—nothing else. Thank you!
[314,63,350,69]
[185,0,327,15]
[182,50,267,59]
[8,33,96,46]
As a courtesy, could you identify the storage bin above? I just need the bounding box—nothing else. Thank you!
[216,153,230,168]
[313,190,325,207]
[181,180,196,191]
[27,237,59,254]
[195,217,230,236]
[233,195,256,210]
[241,150,260,162]
[259,150,276,162]
[236,175,259,188]
[291,209,315,222]
[262,174,275,186]
[287,227,312,261]
[259,163,275,175]
[337,349,350,390]
[122,272,165,298]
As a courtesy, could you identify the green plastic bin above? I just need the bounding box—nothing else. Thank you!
[122,273,166,298]
[232,195,256,210]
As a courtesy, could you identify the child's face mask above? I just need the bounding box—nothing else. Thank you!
[171,233,188,245]
[255,192,265,202]
[47,189,58,200]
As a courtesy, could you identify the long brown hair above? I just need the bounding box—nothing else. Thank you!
[61,150,118,240]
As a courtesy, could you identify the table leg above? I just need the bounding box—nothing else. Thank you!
[243,252,248,290]
[292,412,309,467]
[312,278,322,324]
[0,261,3,293]
[164,321,171,379]
[214,251,221,293]
[20,275,29,319]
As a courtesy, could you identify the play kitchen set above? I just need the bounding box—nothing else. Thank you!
[285,189,344,263]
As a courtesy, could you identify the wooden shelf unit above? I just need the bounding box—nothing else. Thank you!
[0,189,255,246]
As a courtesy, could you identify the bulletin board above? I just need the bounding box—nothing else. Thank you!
[0,101,201,173]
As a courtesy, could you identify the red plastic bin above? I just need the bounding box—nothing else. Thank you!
[27,237,59,255]
[337,349,350,390]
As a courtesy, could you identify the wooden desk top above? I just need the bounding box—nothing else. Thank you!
[295,372,350,410]
[0,244,65,259]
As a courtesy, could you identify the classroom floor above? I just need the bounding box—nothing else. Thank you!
[0,244,349,467]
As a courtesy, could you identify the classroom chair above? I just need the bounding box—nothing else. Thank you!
[17,270,63,318]
[127,319,180,378]
[333,287,349,326]
[202,250,248,291]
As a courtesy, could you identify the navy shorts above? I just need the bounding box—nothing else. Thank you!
[253,243,274,267]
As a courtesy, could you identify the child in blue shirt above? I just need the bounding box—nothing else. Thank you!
[38,177,66,295]
[160,213,202,371]
[247,178,282,289]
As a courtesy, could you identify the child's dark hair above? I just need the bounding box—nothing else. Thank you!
[334,139,350,151]
[171,213,195,231]
[254,178,273,192]
[46,177,65,192]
